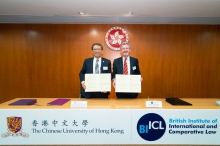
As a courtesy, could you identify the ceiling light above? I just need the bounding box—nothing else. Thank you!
[78,11,85,15]
[127,11,133,15]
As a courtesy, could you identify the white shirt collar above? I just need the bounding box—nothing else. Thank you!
[123,56,130,61]
[94,57,101,60]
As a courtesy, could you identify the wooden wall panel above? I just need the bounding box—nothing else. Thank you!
[0,24,220,103]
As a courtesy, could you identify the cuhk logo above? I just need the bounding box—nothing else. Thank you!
[137,113,166,141]
[1,117,29,138]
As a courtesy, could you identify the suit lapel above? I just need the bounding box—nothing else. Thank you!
[130,57,133,74]
[119,57,123,74]
[89,58,94,73]
[100,58,103,73]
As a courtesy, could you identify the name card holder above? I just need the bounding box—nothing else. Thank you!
[216,101,220,106]
[71,101,87,108]
[146,101,162,108]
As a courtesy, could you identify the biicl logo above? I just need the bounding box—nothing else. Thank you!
[137,113,166,141]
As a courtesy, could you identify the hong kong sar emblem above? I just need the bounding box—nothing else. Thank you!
[1,117,29,138]
[105,26,129,51]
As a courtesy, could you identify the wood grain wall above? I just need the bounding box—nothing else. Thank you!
[0,24,220,103]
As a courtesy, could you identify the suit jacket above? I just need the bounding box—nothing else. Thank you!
[112,56,141,98]
[79,57,111,98]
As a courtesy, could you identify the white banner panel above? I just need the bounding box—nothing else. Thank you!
[0,109,220,145]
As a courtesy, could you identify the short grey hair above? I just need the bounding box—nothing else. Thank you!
[120,42,131,49]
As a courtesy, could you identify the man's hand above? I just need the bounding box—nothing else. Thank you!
[81,82,86,89]
[112,79,116,88]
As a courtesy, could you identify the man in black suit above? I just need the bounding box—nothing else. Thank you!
[112,42,142,98]
[79,43,111,98]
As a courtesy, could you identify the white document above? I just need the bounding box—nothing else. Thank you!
[115,74,141,93]
[85,73,111,92]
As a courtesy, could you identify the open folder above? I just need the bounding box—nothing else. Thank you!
[9,99,37,105]
[47,99,70,106]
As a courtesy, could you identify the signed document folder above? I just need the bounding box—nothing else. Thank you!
[166,97,192,106]
[9,99,37,105]
[115,74,141,93]
[47,99,70,106]
[85,73,111,92]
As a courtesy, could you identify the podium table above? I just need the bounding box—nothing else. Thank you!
[1,98,220,109]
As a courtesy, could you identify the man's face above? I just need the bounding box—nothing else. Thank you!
[120,44,131,57]
[92,45,103,58]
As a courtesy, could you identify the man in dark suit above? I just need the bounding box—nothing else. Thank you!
[112,42,142,98]
[79,43,111,98]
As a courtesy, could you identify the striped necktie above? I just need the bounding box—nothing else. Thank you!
[95,59,99,74]
[124,57,128,75]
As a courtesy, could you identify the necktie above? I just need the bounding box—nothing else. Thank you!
[95,59,99,74]
[124,58,128,75]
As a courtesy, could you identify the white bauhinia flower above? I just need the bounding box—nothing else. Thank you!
[110,31,124,45]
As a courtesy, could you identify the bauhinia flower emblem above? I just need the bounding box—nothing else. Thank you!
[110,31,124,45]
[105,26,129,51]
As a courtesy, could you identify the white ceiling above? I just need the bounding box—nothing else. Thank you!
[0,0,220,24]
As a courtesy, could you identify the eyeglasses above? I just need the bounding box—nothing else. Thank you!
[121,47,130,51]
[93,48,102,51]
